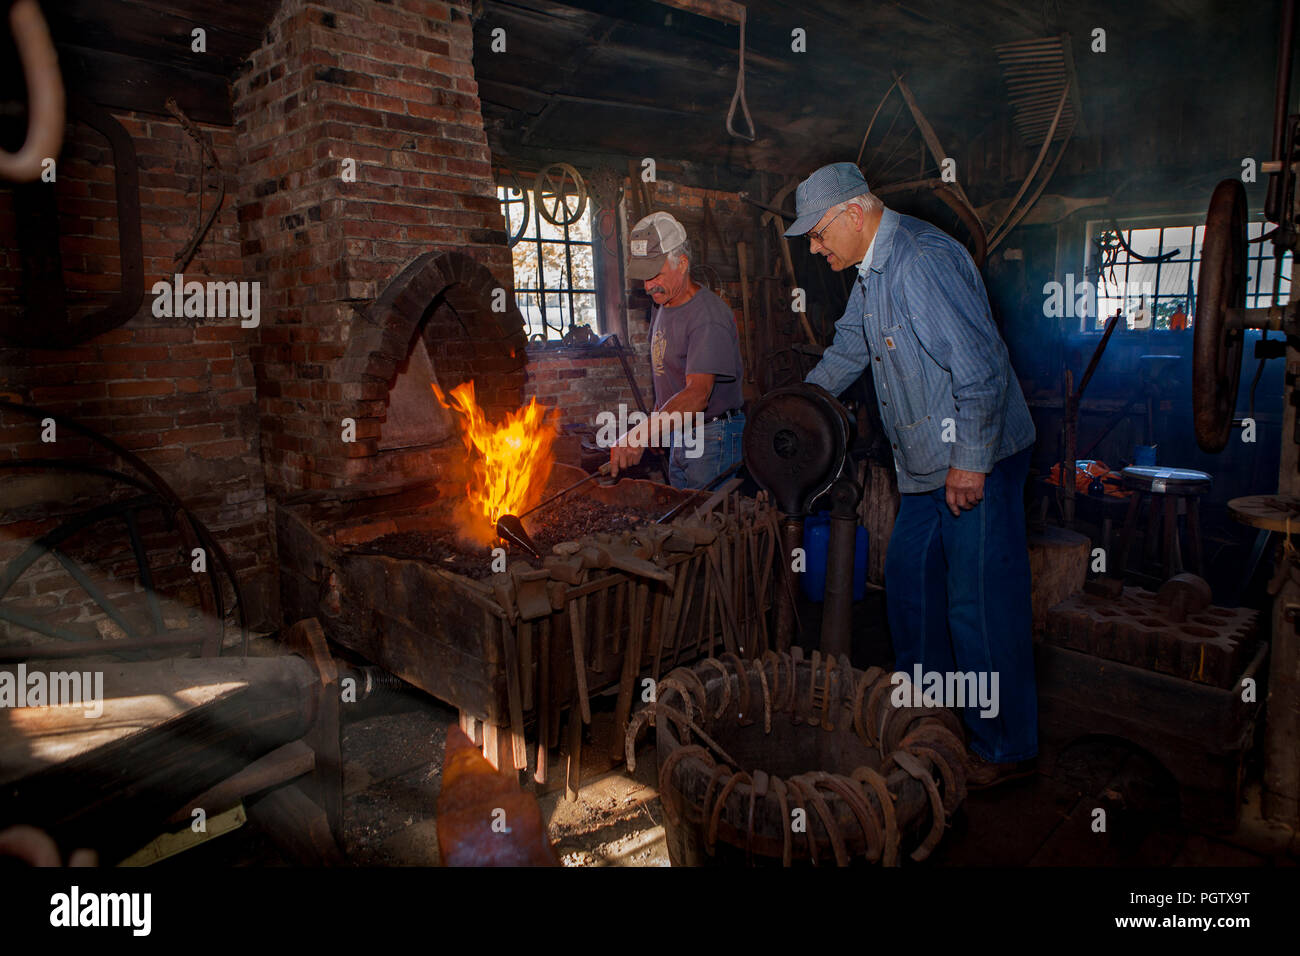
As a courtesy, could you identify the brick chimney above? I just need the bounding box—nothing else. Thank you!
[232,0,524,495]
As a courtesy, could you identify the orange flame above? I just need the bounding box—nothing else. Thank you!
[433,381,556,546]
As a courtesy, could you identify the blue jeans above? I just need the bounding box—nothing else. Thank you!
[669,413,745,490]
[884,446,1037,762]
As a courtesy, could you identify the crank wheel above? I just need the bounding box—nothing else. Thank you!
[534,162,588,227]
[1193,179,1247,453]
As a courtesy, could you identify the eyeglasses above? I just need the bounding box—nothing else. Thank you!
[806,208,846,246]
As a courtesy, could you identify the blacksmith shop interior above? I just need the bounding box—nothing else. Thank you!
[2,0,1300,872]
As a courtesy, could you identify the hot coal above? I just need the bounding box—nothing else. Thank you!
[359,496,660,579]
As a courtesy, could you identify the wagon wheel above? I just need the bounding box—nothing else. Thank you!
[499,166,531,248]
[1193,179,1248,453]
[535,162,588,226]
[0,401,248,660]
[0,483,223,660]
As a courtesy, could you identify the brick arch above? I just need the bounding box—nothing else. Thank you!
[341,251,528,408]
[311,252,528,490]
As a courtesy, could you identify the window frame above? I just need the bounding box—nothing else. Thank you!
[497,180,600,342]
[1077,210,1292,333]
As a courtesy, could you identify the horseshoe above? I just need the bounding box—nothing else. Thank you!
[901,725,969,812]
[761,650,783,714]
[819,655,837,731]
[807,650,822,727]
[852,766,900,866]
[883,704,936,753]
[658,745,712,829]
[793,774,849,867]
[0,1,65,183]
[707,771,750,855]
[909,745,961,818]
[866,672,894,747]
[755,654,772,733]
[657,676,698,724]
[720,651,752,723]
[701,763,733,853]
[700,657,731,719]
[652,703,739,769]
[893,750,946,863]
[624,706,656,772]
[783,777,818,866]
[813,771,882,864]
[771,776,793,867]
[853,666,884,745]
[914,707,966,742]
[667,667,710,714]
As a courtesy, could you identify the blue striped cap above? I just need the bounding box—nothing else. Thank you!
[784,163,871,237]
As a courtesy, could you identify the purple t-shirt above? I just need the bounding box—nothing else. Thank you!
[649,288,744,419]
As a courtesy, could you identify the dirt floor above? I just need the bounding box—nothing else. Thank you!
[185,686,1297,867]
[172,594,1300,867]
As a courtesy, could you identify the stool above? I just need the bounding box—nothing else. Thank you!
[1113,466,1212,582]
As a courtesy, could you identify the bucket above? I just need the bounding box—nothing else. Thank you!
[801,512,869,603]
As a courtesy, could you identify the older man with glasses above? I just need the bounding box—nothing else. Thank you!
[788,162,1038,790]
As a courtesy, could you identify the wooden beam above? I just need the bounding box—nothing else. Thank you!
[650,0,745,24]
[53,44,233,126]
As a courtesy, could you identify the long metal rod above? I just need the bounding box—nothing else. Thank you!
[1267,0,1296,223]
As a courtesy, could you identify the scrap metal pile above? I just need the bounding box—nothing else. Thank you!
[627,650,970,866]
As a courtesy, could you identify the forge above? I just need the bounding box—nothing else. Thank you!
[271,252,786,781]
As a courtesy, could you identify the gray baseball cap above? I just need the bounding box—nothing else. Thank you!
[627,212,688,281]
[784,162,872,237]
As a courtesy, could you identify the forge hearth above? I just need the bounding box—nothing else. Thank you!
[276,464,787,777]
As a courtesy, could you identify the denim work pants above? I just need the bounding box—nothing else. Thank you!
[883,446,1037,762]
[669,413,745,490]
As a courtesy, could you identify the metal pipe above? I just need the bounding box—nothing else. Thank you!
[1268,0,1296,223]
[820,477,861,658]
[774,517,804,651]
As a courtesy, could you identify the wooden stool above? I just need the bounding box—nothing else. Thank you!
[1113,466,1212,582]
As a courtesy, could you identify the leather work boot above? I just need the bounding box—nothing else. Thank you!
[966,751,1037,791]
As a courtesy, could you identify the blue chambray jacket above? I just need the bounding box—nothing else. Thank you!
[805,207,1036,493]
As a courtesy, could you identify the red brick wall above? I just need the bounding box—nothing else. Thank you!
[233,0,519,495]
[0,112,275,635]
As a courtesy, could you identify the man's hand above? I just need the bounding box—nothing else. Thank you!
[945,467,986,516]
[609,441,645,478]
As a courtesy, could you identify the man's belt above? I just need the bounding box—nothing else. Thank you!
[703,407,744,425]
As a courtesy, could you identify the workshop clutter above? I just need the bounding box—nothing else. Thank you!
[1045,459,1130,498]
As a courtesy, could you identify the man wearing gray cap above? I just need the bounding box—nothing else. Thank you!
[609,211,745,490]
[788,162,1037,790]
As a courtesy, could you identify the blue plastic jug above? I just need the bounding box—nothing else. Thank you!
[800,512,869,603]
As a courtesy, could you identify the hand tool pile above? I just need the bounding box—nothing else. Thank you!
[627,649,970,866]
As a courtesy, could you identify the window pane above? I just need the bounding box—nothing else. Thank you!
[1162,226,1193,259]
[512,241,539,288]
[568,209,592,242]
[572,294,597,329]
[1158,260,1192,300]
[535,197,567,241]
[541,243,566,289]
[1127,228,1162,260]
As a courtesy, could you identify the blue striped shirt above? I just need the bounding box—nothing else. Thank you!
[806,207,1036,493]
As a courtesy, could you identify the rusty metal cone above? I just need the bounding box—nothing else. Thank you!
[495,513,542,559]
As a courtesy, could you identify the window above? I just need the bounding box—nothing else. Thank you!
[498,183,598,341]
[1082,216,1292,331]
